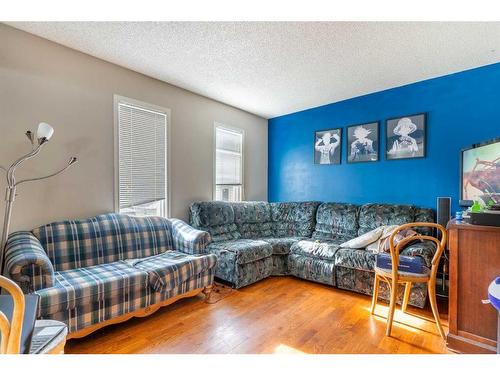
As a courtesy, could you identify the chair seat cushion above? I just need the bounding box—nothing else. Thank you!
[375,253,430,278]
[207,239,272,264]
[125,251,217,292]
[374,265,430,279]
[35,261,149,316]
[289,239,341,261]
[260,237,304,255]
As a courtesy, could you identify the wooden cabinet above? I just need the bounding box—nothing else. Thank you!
[447,219,500,354]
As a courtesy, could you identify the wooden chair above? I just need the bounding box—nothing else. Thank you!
[0,275,67,354]
[0,275,25,354]
[370,222,447,339]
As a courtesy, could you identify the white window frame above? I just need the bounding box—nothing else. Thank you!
[213,123,245,202]
[113,94,171,217]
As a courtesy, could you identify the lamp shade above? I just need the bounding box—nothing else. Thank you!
[37,122,54,141]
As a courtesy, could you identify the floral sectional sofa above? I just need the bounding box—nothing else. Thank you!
[189,201,436,308]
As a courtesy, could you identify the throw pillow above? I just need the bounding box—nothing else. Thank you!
[340,226,385,249]
[366,225,399,252]
[376,228,420,253]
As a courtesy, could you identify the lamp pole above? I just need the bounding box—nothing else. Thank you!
[0,124,77,277]
[0,184,15,277]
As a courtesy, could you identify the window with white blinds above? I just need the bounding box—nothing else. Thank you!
[214,125,243,202]
[116,97,168,217]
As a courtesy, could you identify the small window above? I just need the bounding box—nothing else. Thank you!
[214,124,244,202]
[115,96,169,217]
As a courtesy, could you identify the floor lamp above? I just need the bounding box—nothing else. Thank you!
[0,123,77,277]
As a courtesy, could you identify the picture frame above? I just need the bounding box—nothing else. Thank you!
[314,127,342,165]
[385,113,426,160]
[346,121,379,163]
[459,137,500,206]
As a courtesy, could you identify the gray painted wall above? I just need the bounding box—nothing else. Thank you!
[0,24,268,231]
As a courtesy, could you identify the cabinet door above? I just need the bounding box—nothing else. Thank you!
[448,226,499,353]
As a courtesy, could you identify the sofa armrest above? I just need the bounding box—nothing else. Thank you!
[170,218,212,254]
[4,231,55,293]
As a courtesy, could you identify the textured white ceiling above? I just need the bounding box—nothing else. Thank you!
[7,22,500,118]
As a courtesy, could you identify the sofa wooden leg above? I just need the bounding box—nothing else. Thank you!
[202,284,214,302]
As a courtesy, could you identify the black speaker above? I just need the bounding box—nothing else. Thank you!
[436,197,451,228]
[436,197,451,298]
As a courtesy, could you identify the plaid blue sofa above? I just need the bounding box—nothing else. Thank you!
[4,214,216,335]
[189,201,436,308]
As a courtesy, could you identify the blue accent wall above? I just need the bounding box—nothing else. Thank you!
[268,63,500,214]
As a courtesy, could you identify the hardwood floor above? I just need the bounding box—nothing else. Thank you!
[65,276,449,354]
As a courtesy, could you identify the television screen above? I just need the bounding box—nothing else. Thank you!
[461,138,500,206]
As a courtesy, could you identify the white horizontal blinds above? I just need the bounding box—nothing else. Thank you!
[215,125,243,202]
[216,127,242,185]
[118,102,167,210]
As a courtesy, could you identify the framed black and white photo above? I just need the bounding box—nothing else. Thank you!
[385,113,426,160]
[314,128,342,165]
[347,121,379,163]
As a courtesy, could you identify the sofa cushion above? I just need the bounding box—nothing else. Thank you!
[400,240,436,269]
[334,248,376,271]
[189,201,240,241]
[261,237,304,255]
[335,240,437,272]
[270,201,320,237]
[35,261,149,316]
[32,214,174,271]
[413,207,435,236]
[290,239,341,261]
[312,202,359,241]
[231,201,273,238]
[207,239,272,264]
[358,204,416,236]
[288,254,336,286]
[125,251,218,292]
